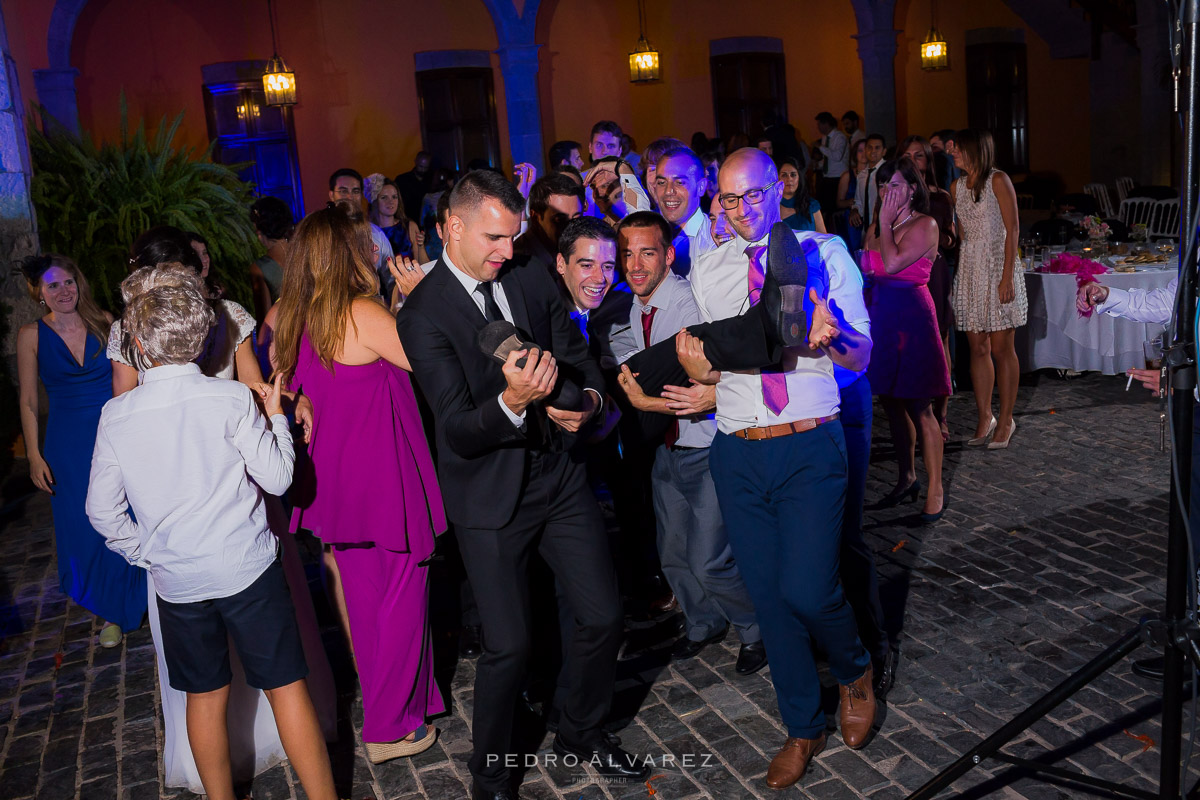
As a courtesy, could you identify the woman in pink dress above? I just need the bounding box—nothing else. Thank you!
[272,205,446,764]
[862,159,951,523]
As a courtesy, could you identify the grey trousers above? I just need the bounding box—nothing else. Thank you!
[652,444,761,643]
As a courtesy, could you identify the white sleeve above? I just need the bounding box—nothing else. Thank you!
[232,390,295,495]
[1097,277,1177,326]
[86,419,143,565]
[497,394,527,427]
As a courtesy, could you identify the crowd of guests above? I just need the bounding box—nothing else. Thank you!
[15,109,1030,799]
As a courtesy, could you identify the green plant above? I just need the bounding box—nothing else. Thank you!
[28,99,259,311]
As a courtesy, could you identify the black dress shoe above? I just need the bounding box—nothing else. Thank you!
[544,710,622,746]
[471,782,515,800]
[1132,656,1165,681]
[552,734,650,781]
[459,625,482,659]
[671,628,727,660]
[874,648,898,699]
[763,221,826,347]
[735,641,768,675]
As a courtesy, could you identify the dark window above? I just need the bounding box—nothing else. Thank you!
[416,68,500,172]
[203,80,304,219]
[966,42,1029,171]
[710,52,787,143]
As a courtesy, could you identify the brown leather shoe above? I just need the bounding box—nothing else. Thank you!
[839,664,877,749]
[649,591,678,614]
[765,733,826,789]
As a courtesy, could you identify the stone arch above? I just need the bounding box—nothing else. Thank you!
[34,0,90,134]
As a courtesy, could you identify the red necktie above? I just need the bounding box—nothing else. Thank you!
[745,246,789,415]
[640,305,678,446]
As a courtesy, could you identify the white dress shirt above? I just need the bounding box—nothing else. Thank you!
[689,230,871,435]
[1097,276,1176,325]
[86,363,294,604]
[854,160,885,227]
[818,129,850,178]
[441,251,526,427]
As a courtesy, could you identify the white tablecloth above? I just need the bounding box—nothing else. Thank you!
[1017,268,1175,375]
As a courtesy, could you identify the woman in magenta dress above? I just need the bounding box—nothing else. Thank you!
[862,159,951,522]
[272,205,446,765]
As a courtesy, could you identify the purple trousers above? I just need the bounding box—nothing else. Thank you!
[333,545,444,742]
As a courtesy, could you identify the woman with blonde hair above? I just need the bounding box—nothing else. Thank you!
[17,255,146,648]
[273,205,446,763]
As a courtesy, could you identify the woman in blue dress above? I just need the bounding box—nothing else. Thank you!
[17,255,147,648]
[778,156,826,233]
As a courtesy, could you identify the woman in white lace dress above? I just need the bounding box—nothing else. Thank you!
[950,130,1028,450]
[109,229,335,794]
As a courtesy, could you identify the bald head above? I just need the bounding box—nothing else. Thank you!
[717,147,781,243]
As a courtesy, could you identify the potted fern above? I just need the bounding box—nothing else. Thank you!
[29,101,260,311]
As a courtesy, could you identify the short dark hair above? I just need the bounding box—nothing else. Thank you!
[129,226,203,273]
[814,111,837,126]
[449,169,525,218]
[933,128,956,143]
[548,140,582,166]
[656,146,704,181]
[590,120,623,141]
[436,190,451,225]
[328,167,362,191]
[250,196,295,240]
[558,216,617,260]
[616,211,672,251]
[643,137,687,171]
[552,164,584,184]
[529,174,584,216]
[865,133,887,146]
[841,110,860,124]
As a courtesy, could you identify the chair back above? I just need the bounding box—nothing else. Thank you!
[1115,176,1135,203]
[1119,197,1157,228]
[1083,183,1114,218]
[1149,198,1181,240]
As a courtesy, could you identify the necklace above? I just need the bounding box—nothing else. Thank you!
[891,210,915,231]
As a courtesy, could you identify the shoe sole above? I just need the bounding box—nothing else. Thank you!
[365,728,438,763]
[766,222,814,348]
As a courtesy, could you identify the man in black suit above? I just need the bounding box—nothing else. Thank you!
[396,170,648,800]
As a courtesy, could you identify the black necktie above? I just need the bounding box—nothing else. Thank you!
[864,166,878,228]
[475,281,504,323]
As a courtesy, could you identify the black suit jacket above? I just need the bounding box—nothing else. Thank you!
[396,256,604,530]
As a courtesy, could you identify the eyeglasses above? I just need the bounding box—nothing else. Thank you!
[718,180,780,211]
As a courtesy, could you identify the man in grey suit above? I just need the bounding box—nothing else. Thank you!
[610,211,766,675]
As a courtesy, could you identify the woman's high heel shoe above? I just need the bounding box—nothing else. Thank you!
[920,498,947,525]
[967,416,997,446]
[867,480,921,510]
[987,418,1018,450]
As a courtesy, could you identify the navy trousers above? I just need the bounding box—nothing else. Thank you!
[839,375,889,664]
[710,422,870,739]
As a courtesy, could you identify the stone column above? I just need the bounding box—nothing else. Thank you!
[853,29,899,144]
[495,43,545,173]
[1135,0,1175,186]
[0,4,43,389]
[32,67,80,137]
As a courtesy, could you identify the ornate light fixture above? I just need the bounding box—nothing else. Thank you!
[628,0,660,83]
[920,0,950,71]
[262,0,297,106]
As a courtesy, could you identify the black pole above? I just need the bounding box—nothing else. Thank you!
[906,628,1142,800]
[1162,0,1200,793]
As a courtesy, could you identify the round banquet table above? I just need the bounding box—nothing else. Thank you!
[1016,266,1176,375]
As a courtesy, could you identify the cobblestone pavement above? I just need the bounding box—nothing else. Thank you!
[2,372,1197,800]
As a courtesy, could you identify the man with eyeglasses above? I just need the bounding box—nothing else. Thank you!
[328,167,393,292]
[687,147,878,790]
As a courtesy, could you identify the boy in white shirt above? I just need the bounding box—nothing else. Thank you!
[86,283,336,800]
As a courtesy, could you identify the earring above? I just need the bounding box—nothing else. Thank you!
[39,299,45,306]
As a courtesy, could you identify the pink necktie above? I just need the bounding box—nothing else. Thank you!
[745,245,789,415]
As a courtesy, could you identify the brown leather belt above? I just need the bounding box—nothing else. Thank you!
[732,414,839,441]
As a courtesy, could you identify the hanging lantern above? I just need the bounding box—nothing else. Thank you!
[628,0,660,83]
[920,0,950,71]
[261,0,297,106]
[629,37,660,83]
[263,54,297,106]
